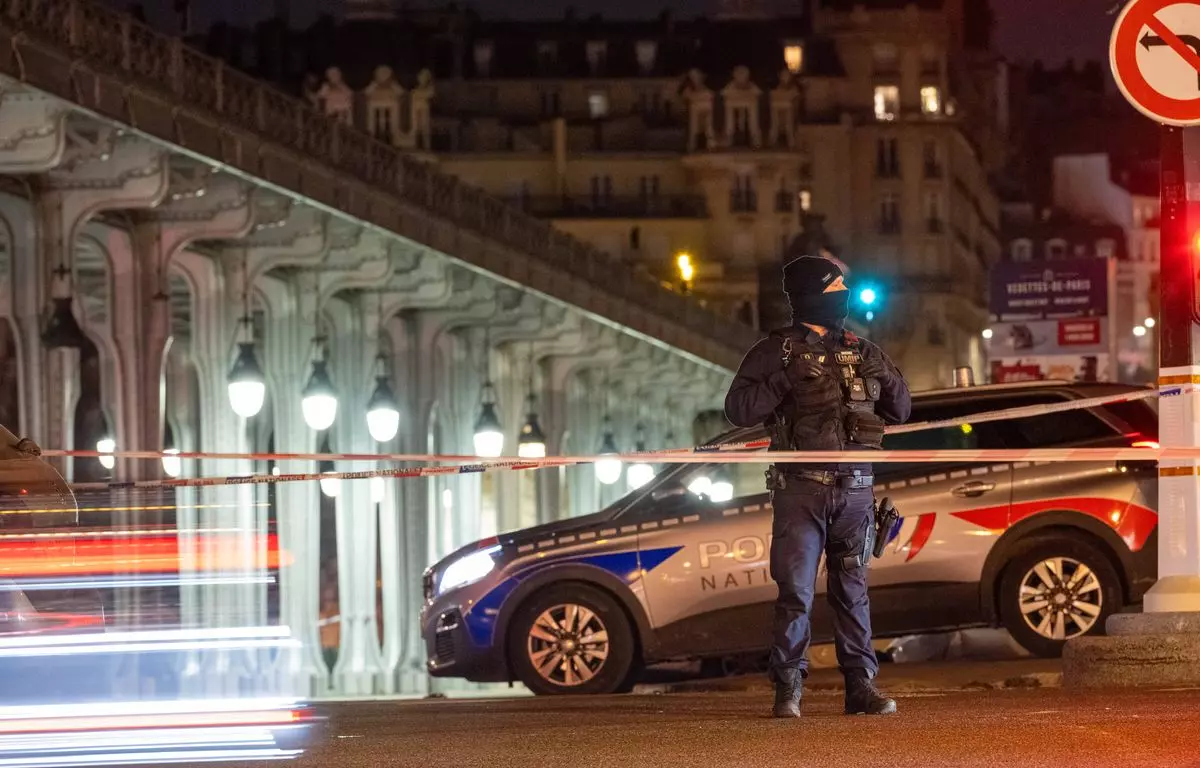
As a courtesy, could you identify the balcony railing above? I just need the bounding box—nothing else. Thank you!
[0,0,760,365]
[517,195,708,219]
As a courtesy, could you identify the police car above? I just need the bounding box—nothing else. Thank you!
[421,379,1158,695]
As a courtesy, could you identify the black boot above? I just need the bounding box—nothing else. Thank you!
[772,668,803,718]
[843,669,897,715]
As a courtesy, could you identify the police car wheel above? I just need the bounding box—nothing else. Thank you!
[999,538,1121,659]
[508,583,637,696]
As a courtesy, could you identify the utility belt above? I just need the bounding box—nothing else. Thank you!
[766,466,873,491]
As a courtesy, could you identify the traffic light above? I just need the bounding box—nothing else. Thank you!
[853,283,881,317]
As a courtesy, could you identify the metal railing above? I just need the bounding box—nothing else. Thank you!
[0,0,758,360]
[516,195,708,219]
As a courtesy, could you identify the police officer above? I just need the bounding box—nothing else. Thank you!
[725,252,911,718]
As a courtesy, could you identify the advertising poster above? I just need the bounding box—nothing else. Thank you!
[987,318,1107,357]
[989,354,1111,384]
[989,259,1109,320]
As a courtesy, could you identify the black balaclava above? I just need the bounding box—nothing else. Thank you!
[783,255,849,330]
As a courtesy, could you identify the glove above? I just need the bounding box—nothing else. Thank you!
[785,356,824,388]
[856,354,892,382]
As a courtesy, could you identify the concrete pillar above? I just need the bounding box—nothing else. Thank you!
[109,172,252,480]
[258,275,329,697]
[29,135,168,470]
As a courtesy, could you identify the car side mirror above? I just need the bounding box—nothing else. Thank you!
[651,484,688,502]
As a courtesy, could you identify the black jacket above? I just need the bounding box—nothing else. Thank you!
[724,327,912,473]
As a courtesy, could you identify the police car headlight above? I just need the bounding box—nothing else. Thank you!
[437,545,502,596]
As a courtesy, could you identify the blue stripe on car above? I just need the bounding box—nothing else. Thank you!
[462,546,684,647]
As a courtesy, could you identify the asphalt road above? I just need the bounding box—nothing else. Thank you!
[283,685,1200,768]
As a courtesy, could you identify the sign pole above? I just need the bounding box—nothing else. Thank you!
[1063,0,1200,690]
[1146,123,1200,612]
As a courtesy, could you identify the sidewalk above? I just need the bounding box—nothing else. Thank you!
[635,658,1062,695]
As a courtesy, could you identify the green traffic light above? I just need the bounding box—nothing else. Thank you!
[859,287,877,306]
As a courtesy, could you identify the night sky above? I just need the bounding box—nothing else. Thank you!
[156,0,1118,66]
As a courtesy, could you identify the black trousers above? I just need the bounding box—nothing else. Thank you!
[768,479,879,680]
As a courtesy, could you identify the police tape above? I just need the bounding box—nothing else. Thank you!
[52,387,1165,492]
[45,388,1158,465]
[885,388,1156,435]
[67,443,1181,493]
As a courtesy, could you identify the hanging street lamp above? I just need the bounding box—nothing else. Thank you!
[517,394,547,459]
[318,435,340,498]
[41,265,89,349]
[627,424,655,490]
[473,381,504,458]
[228,337,266,419]
[365,355,401,443]
[96,436,116,471]
[302,338,338,432]
[594,418,622,486]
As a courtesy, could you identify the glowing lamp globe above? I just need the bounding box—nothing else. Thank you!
[301,360,338,431]
[227,342,266,419]
[161,448,181,478]
[365,377,401,443]
[473,402,505,458]
[96,437,116,470]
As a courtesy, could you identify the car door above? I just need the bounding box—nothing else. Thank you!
[636,461,776,660]
[864,397,1015,637]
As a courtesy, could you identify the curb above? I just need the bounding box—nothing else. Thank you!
[633,669,1062,696]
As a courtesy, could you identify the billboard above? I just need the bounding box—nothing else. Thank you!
[989,259,1109,319]
[989,354,1111,384]
[987,318,1107,357]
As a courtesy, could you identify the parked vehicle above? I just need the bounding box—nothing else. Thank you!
[422,380,1159,695]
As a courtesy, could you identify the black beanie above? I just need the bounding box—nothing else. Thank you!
[782,255,849,328]
[783,256,843,297]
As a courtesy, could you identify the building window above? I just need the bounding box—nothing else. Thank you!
[874,85,899,121]
[921,85,941,116]
[586,41,607,75]
[879,194,900,234]
[473,41,494,77]
[872,43,899,75]
[924,191,943,233]
[799,189,812,211]
[731,174,757,213]
[588,91,609,119]
[537,40,558,69]
[639,175,660,200]
[1011,239,1033,262]
[1045,238,1067,260]
[590,175,613,206]
[923,139,943,177]
[784,42,804,74]
[775,183,793,213]
[920,44,940,76]
[798,154,813,180]
[1096,238,1116,259]
[540,89,561,117]
[636,40,657,74]
[876,137,900,177]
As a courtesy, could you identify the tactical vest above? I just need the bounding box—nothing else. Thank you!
[768,328,887,453]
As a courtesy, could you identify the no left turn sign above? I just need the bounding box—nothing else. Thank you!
[1111,0,1200,125]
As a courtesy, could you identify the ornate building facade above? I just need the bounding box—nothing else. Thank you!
[195,0,1004,389]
